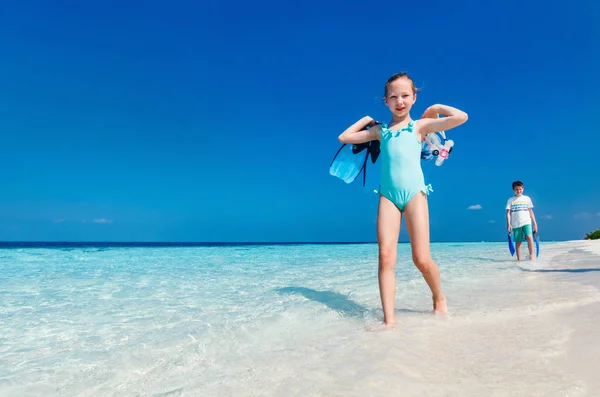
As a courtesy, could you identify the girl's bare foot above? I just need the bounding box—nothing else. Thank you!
[433,296,448,314]
[365,319,397,332]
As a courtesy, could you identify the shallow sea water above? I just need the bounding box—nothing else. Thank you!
[1,242,598,396]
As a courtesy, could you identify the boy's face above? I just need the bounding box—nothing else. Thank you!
[513,186,524,196]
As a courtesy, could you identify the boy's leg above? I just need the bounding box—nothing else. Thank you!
[514,227,525,260]
[403,193,447,313]
[523,224,535,260]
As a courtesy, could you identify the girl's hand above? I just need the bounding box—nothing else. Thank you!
[421,107,439,119]
[366,118,380,127]
[338,116,381,144]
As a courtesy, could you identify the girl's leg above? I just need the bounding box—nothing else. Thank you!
[403,192,448,313]
[376,195,402,326]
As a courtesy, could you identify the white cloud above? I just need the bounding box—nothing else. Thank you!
[574,213,592,220]
[467,204,482,210]
[489,220,496,224]
[543,215,553,220]
[53,219,65,223]
[93,218,113,224]
[597,212,600,217]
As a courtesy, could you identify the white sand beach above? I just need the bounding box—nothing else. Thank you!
[421,239,600,397]
[533,240,600,396]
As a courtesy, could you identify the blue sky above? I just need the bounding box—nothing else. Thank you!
[1,0,598,242]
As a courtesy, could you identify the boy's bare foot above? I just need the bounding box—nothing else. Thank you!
[433,296,448,314]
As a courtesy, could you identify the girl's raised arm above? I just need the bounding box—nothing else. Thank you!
[338,116,380,144]
[418,104,468,137]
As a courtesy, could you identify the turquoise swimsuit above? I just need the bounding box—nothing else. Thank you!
[378,120,433,211]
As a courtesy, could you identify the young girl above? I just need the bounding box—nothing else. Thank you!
[338,72,468,327]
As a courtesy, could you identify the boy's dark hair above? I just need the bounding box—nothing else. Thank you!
[512,180,524,189]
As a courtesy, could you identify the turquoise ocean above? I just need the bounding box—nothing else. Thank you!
[1,241,597,396]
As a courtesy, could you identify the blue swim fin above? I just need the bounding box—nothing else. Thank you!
[329,123,381,187]
[508,233,515,256]
[533,232,540,257]
[329,140,380,186]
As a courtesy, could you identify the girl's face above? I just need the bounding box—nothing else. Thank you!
[384,77,416,118]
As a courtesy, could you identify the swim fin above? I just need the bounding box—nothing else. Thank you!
[329,139,380,186]
[508,233,515,256]
[533,232,540,257]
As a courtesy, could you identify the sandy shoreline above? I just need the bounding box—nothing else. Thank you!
[538,240,600,396]
[368,239,600,397]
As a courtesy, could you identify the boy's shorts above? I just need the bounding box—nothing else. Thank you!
[513,224,533,242]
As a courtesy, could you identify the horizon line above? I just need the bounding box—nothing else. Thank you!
[0,239,564,247]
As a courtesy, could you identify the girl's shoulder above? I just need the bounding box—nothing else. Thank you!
[414,118,428,130]
[367,123,383,138]
[414,118,434,137]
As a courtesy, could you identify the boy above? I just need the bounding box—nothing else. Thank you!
[506,181,538,260]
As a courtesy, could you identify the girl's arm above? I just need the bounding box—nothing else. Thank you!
[338,116,380,144]
[417,104,468,137]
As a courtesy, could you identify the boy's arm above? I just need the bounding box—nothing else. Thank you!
[528,197,537,233]
[529,208,538,233]
[506,199,512,232]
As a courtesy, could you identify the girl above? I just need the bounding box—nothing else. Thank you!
[338,72,468,327]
